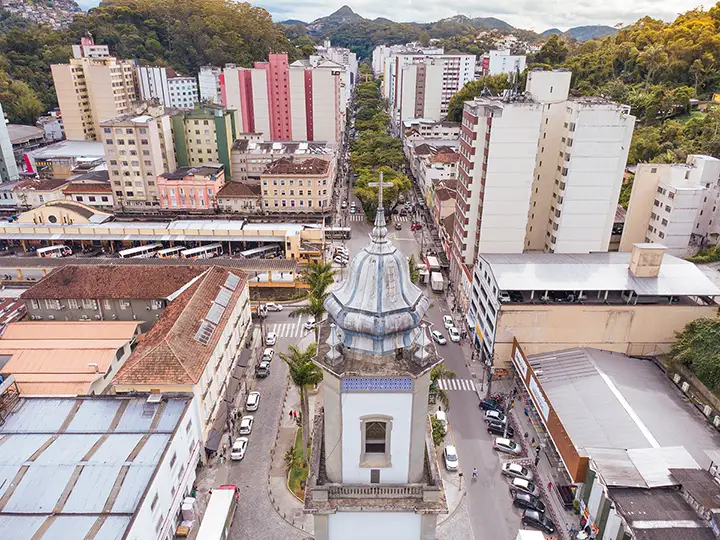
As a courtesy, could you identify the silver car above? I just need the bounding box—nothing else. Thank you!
[509,477,541,497]
[502,462,534,481]
[443,444,459,471]
[493,437,521,455]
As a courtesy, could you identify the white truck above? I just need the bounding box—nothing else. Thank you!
[430,272,444,293]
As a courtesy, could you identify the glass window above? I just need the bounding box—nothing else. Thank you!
[365,421,386,453]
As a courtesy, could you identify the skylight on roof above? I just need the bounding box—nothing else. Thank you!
[206,303,225,325]
[224,273,240,291]
[194,320,216,345]
[214,287,232,307]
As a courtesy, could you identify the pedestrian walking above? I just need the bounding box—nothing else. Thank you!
[289,409,293,419]
[293,411,297,420]
[547,481,552,491]
[534,456,540,466]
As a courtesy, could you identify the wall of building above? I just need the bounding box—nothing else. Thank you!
[137,66,171,105]
[341,392,413,484]
[0,104,19,182]
[51,64,86,140]
[493,303,719,363]
[327,512,421,540]
[312,69,339,143]
[620,165,663,251]
[289,69,308,141]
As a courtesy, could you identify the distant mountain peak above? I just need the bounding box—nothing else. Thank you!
[334,5,356,16]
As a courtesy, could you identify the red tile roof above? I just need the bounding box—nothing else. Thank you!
[63,182,113,194]
[21,265,206,300]
[217,182,261,198]
[15,178,70,191]
[430,151,460,164]
[112,267,248,385]
[435,187,456,202]
[264,157,329,175]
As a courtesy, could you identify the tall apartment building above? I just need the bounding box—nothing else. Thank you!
[231,139,334,182]
[315,40,358,99]
[451,69,635,279]
[137,66,199,109]
[172,104,236,177]
[371,43,443,76]
[51,35,137,141]
[220,54,344,144]
[479,50,527,76]
[384,51,476,132]
[621,155,720,256]
[100,103,177,208]
[0,103,19,182]
[198,65,222,104]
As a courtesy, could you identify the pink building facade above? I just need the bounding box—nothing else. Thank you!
[157,165,225,210]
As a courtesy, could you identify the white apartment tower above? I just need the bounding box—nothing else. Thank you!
[0,103,19,182]
[137,66,199,109]
[394,58,445,125]
[621,155,720,256]
[198,66,223,104]
[451,69,635,277]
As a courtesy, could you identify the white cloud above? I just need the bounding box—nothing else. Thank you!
[259,0,716,31]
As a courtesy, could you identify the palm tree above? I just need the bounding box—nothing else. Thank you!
[302,261,336,300]
[638,44,668,90]
[430,364,456,411]
[280,343,322,464]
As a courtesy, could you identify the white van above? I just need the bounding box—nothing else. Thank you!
[434,410,448,433]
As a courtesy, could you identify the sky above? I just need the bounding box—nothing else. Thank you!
[75,0,716,31]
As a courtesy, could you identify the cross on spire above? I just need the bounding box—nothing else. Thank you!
[368,171,393,243]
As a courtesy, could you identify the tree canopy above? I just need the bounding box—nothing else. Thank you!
[669,317,720,392]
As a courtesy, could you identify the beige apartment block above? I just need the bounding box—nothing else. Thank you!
[100,103,177,209]
[51,37,137,141]
[260,157,335,213]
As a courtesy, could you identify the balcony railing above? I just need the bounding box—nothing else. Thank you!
[326,484,424,499]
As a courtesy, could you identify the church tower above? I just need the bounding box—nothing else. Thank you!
[304,181,448,539]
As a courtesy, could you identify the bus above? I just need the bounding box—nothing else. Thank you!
[157,246,185,258]
[239,244,281,260]
[325,227,351,240]
[195,484,239,540]
[118,243,162,259]
[37,245,72,258]
[181,243,223,259]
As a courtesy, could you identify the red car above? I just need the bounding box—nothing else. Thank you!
[411,223,423,231]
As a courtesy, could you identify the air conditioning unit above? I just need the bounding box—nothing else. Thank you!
[714,416,720,428]
[146,394,162,405]
[48,315,55,320]
[94,315,101,320]
[673,373,681,384]
[704,405,713,417]
[681,382,690,393]
[133,314,138,320]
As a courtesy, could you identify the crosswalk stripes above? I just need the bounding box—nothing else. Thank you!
[393,214,412,222]
[436,378,476,392]
[268,317,311,339]
[349,214,365,222]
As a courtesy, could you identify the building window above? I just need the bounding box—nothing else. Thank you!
[150,493,159,512]
[360,415,392,467]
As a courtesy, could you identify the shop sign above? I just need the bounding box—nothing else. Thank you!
[529,376,550,421]
[493,368,509,377]
[513,346,528,379]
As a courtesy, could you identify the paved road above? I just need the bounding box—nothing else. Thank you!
[228,309,312,540]
[343,210,525,540]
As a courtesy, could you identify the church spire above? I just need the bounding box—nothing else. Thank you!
[370,171,389,245]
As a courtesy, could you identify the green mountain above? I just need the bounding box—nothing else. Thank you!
[542,25,618,41]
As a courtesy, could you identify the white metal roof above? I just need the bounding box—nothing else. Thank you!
[480,252,720,296]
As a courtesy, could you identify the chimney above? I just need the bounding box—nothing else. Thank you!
[629,243,666,277]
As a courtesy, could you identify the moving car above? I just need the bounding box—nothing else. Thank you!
[265,302,283,312]
[443,444,459,471]
[501,463,534,481]
[484,410,506,424]
[410,223,422,231]
[256,360,270,378]
[335,247,349,257]
[394,223,402,230]
[265,331,277,346]
[478,397,503,412]
[512,492,546,514]
[246,391,260,411]
[399,209,408,216]
[341,200,348,209]
[487,420,514,437]
[230,437,249,460]
[493,437,522,456]
[333,256,348,266]
[238,415,254,435]
[304,316,316,331]
[521,510,556,534]
[350,207,357,214]
[443,315,454,329]
[448,327,461,342]
[509,478,541,497]
[431,330,447,345]
[262,348,275,362]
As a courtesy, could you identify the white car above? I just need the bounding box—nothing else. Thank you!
[341,200,348,209]
[304,316,317,331]
[484,410,506,424]
[499,292,511,303]
[502,462,534,481]
[264,302,283,312]
[246,391,260,412]
[448,327,461,342]
[434,410,448,433]
[431,330,447,345]
[494,437,523,457]
[262,348,275,362]
[443,444,459,472]
[509,477,541,496]
[238,415,254,435]
[335,248,349,258]
[333,256,348,266]
[265,331,277,346]
[230,437,249,460]
[443,315,454,329]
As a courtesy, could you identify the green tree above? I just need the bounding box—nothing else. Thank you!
[447,74,513,122]
[301,261,336,300]
[430,415,446,446]
[408,254,420,283]
[291,295,327,340]
[430,364,456,411]
[353,167,411,215]
[669,318,720,392]
[535,35,568,65]
[637,44,669,90]
[280,343,322,464]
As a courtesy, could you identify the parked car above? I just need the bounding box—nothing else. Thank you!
[335,247,349,257]
[230,437,249,460]
[350,207,357,214]
[395,223,402,230]
[494,437,522,456]
[431,330,447,345]
[434,410,448,433]
[333,256,348,266]
[246,391,260,411]
[399,209,408,216]
[265,302,283,312]
[443,444,459,471]
[502,463,534,481]
[448,327,461,342]
[411,223,422,231]
[487,420,514,437]
[238,415,254,435]
[265,331,277,346]
[509,478,541,497]
[443,315,454,329]
[521,510,556,534]
[341,200,348,209]
[304,316,316,331]
[512,492,546,514]
[509,291,524,303]
[262,348,275,362]
[499,291,511,303]
[484,410,506,424]
[256,360,270,378]
[478,398,503,412]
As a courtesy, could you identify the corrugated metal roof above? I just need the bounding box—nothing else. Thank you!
[480,252,720,296]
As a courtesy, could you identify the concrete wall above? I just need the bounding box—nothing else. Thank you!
[312,70,339,144]
[289,69,308,141]
[51,64,86,140]
[251,70,271,139]
[327,512,421,540]
[620,165,662,251]
[492,303,719,364]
